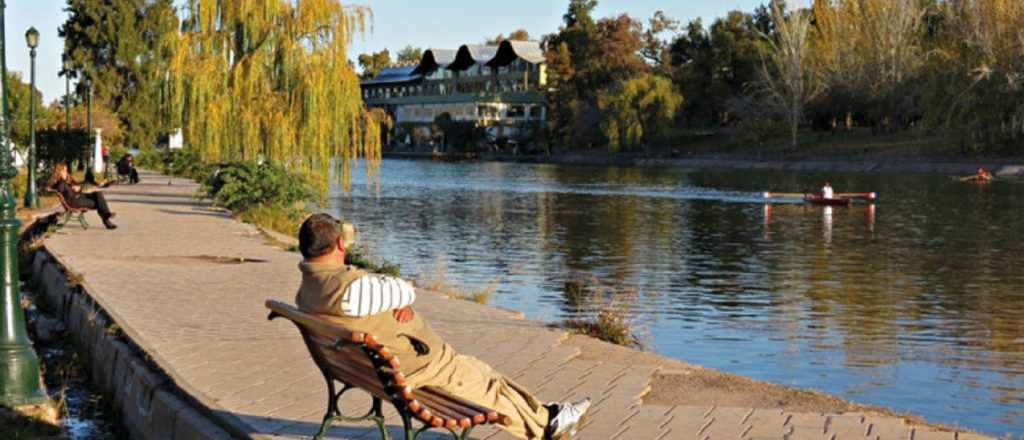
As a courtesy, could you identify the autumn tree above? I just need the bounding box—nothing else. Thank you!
[486,29,532,45]
[358,49,391,79]
[169,0,381,189]
[641,11,678,73]
[396,46,424,64]
[931,0,1024,148]
[757,1,815,149]
[545,0,650,148]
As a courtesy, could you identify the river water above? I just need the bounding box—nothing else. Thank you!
[330,158,1023,436]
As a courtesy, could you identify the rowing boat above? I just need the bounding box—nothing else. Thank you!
[763,191,877,202]
[959,174,993,183]
[803,194,853,206]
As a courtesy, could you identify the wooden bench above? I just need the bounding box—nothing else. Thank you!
[54,191,90,230]
[266,300,510,440]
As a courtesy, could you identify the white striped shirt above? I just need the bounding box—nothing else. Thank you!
[340,275,417,317]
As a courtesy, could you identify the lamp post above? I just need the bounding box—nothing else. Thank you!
[23,27,38,208]
[83,77,94,184]
[64,60,71,153]
[0,0,48,407]
[63,58,71,169]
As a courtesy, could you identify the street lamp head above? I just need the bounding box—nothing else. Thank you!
[25,26,39,49]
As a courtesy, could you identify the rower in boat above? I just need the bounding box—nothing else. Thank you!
[822,182,834,199]
[803,181,852,206]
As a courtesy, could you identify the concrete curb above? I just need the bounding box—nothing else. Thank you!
[32,249,233,440]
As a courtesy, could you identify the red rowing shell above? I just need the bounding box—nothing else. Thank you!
[804,195,853,206]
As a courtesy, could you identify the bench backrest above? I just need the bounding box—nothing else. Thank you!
[265,300,507,429]
[54,190,87,212]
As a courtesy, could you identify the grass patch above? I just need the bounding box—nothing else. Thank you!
[449,284,498,305]
[414,260,499,305]
[237,204,305,238]
[561,277,644,349]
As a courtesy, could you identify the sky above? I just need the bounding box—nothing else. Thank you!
[4,0,767,103]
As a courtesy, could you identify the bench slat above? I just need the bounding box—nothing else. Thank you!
[412,391,474,427]
[268,300,357,343]
[418,386,510,425]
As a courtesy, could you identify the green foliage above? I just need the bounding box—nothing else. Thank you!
[670,11,767,126]
[10,171,27,200]
[200,161,316,213]
[433,113,485,152]
[4,72,49,149]
[61,0,178,150]
[598,74,683,151]
[163,149,212,180]
[36,128,91,168]
[346,246,401,277]
[107,144,129,164]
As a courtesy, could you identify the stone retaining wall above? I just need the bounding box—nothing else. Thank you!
[31,249,231,440]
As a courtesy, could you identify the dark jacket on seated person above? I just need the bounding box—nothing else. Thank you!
[52,180,114,220]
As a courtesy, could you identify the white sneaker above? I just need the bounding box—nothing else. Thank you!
[545,398,591,439]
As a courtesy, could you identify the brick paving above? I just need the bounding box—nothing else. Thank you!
[42,170,991,440]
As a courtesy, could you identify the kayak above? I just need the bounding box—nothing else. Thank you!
[803,195,853,206]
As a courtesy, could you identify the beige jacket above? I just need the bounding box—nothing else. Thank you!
[295,261,445,376]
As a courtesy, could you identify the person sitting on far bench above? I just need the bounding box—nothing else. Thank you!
[49,164,118,230]
[295,214,590,439]
[116,154,140,184]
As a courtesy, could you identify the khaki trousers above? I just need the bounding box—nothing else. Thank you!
[407,344,550,439]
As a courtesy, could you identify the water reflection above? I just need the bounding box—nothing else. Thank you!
[334,159,1024,435]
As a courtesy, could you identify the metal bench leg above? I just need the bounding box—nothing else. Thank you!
[314,378,390,440]
[77,212,90,230]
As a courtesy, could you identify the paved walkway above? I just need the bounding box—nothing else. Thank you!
[43,170,991,440]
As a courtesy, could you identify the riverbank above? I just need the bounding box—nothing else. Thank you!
[27,169,994,439]
[386,150,1024,177]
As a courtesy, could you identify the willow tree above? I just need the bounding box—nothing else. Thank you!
[170,0,381,190]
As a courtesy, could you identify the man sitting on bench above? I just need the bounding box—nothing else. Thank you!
[295,214,590,440]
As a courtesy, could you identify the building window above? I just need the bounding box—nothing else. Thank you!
[508,105,525,118]
[529,106,543,119]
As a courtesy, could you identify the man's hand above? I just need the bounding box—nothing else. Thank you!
[393,306,415,323]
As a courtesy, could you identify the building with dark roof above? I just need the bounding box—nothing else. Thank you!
[360,40,548,148]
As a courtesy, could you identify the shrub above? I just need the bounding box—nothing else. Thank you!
[200,160,315,213]
[561,279,643,348]
[346,246,401,277]
[135,148,212,180]
[134,147,165,170]
[165,149,212,180]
